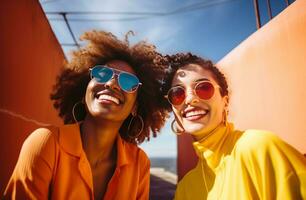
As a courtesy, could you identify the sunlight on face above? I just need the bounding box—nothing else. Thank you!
[85,60,138,123]
[171,64,228,140]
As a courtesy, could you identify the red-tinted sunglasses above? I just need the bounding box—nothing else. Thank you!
[165,81,220,106]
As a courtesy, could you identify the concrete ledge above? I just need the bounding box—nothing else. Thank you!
[150,167,177,185]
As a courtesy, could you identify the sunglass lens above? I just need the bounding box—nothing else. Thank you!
[195,82,215,100]
[91,66,113,83]
[118,72,140,92]
[168,87,185,105]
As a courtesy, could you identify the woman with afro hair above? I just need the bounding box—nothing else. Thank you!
[4,30,169,200]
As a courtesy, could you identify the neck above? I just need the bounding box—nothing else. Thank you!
[80,115,122,166]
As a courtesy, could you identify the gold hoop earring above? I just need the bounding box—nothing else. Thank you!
[127,114,144,139]
[171,119,184,135]
[72,100,85,123]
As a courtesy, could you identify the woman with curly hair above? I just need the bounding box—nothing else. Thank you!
[162,53,306,199]
[4,30,169,200]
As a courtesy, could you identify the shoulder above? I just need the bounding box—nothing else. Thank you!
[234,129,281,154]
[233,128,306,159]
[136,147,150,173]
[23,126,58,150]
[17,126,59,170]
[123,140,150,164]
[232,129,306,191]
[137,147,150,163]
[231,129,305,165]
[127,143,149,161]
[21,126,59,159]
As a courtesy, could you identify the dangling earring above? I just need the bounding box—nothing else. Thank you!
[127,113,144,139]
[171,119,184,135]
[222,108,228,125]
[222,96,229,126]
[72,99,85,123]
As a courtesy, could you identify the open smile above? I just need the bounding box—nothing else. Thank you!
[95,91,123,105]
[182,107,209,121]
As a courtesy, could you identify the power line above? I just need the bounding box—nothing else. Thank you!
[62,13,80,48]
[45,11,163,16]
[47,16,152,22]
[43,0,238,50]
[45,0,238,22]
[168,0,238,15]
[61,43,78,46]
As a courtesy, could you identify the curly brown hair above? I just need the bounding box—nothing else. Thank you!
[50,30,170,144]
[161,53,229,110]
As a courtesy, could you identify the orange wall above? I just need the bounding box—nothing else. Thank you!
[0,0,64,193]
[177,0,306,180]
[218,0,306,153]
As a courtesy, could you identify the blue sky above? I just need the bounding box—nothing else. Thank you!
[40,0,291,157]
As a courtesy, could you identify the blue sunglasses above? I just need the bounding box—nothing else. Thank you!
[90,65,142,93]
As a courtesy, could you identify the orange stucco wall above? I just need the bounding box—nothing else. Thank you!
[0,0,64,193]
[177,0,306,180]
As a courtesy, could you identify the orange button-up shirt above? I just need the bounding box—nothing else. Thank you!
[4,124,150,200]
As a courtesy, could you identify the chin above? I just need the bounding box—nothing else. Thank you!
[184,124,208,135]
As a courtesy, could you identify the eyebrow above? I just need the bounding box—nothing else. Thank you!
[195,78,210,83]
[172,78,210,87]
[172,83,183,88]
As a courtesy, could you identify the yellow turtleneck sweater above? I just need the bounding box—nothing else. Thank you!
[174,123,306,200]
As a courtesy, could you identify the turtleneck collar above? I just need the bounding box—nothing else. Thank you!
[192,122,242,171]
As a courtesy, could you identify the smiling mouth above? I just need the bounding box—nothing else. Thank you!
[95,93,122,105]
[183,109,209,121]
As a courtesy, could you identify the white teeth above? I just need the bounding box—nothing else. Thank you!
[185,110,207,118]
[97,94,120,105]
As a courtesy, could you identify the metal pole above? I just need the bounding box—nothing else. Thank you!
[253,0,261,29]
[266,0,272,19]
[61,12,80,49]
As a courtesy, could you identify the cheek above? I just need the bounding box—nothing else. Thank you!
[211,100,226,119]
[85,80,95,103]
[124,92,137,109]
[84,84,93,106]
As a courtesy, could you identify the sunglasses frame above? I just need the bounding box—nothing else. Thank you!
[89,65,142,93]
[165,80,221,106]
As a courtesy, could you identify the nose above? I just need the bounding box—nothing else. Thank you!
[104,76,120,91]
[184,87,199,105]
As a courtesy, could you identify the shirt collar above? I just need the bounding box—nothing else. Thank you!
[116,135,130,167]
[58,123,135,166]
[192,123,241,170]
[59,123,83,157]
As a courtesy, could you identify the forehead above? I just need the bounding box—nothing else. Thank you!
[172,64,216,86]
[106,60,136,75]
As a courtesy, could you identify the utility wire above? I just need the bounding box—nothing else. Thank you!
[47,16,152,22]
[62,13,80,48]
[45,0,238,22]
[43,0,237,47]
